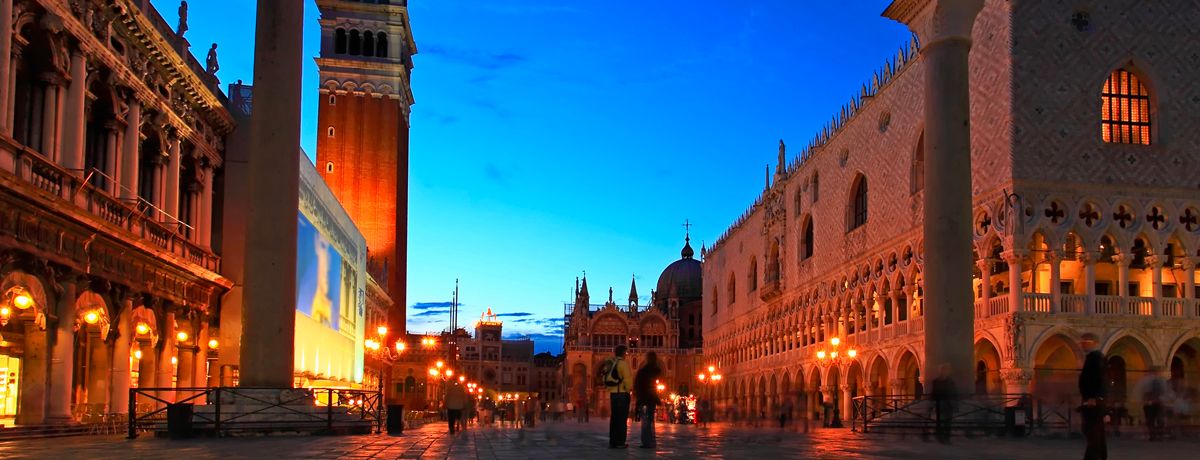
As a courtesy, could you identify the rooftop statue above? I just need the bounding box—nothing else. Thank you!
[177,1,189,37]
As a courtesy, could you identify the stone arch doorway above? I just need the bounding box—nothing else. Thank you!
[1105,335,1152,410]
[1032,333,1081,403]
[868,355,889,398]
[974,338,1003,395]
[896,350,920,398]
[1170,337,1200,396]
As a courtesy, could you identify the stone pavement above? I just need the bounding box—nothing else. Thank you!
[0,419,1194,459]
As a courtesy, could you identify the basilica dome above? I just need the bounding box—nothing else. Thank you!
[655,237,703,301]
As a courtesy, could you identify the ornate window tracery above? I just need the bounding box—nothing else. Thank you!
[1101,68,1152,145]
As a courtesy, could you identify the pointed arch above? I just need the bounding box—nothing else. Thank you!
[1101,66,1153,145]
[848,173,868,231]
[799,214,814,261]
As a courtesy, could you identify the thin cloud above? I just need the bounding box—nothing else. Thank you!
[421,44,528,71]
[411,302,454,310]
[414,309,451,317]
[495,312,532,317]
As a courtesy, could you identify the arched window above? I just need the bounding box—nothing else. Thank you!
[335,28,347,54]
[849,174,868,230]
[327,126,335,137]
[812,172,820,202]
[800,216,814,260]
[794,188,802,216]
[349,29,362,55]
[328,95,336,105]
[748,257,758,292]
[911,131,924,194]
[711,287,719,315]
[727,273,736,304]
[326,162,334,173]
[363,31,376,57]
[1101,67,1151,145]
[376,33,389,57]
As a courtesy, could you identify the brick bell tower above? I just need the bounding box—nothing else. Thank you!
[315,0,416,333]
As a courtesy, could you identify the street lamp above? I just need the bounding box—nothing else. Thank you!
[816,337,856,428]
[697,366,722,424]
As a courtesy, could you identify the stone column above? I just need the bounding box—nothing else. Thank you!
[16,320,48,425]
[1003,250,1024,313]
[1048,250,1061,313]
[1083,251,1097,314]
[902,0,985,393]
[109,299,133,415]
[46,276,78,424]
[0,0,12,134]
[86,331,111,411]
[165,135,181,222]
[193,323,210,403]
[156,312,176,402]
[4,44,17,133]
[200,164,214,248]
[176,343,195,388]
[1149,255,1163,316]
[1184,259,1196,301]
[904,287,916,321]
[1115,254,1131,297]
[40,76,61,160]
[61,51,88,175]
[148,154,164,219]
[241,0,304,388]
[104,124,120,194]
[120,99,141,201]
[976,259,991,317]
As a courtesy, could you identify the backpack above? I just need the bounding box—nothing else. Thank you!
[598,357,623,386]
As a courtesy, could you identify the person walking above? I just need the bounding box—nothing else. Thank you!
[602,345,634,448]
[1135,365,1173,441]
[633,351,663,448]
[931,364,958,444]
[444,381,469,435]
[1079,332,1108,460]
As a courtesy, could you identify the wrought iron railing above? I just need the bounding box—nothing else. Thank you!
[127,387,383,438]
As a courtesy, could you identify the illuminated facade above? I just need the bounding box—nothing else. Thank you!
[563,241,706,416]
[702,0,1200,422]
[314,0,416,335]
[0,0,231,425]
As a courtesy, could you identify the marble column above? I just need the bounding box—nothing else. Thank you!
[1048,250,1061,313]
[901,0,985,392]
[1004,250,1024,313]
[61,51,88,175]
[977,259,992,316]
[200,164,214,247]
[40,76,61,161]
[176,343,195,388]
[1184,259,1196,302]
[148,154,165,219]
[1083,251,1097,314]
[4,44,17,133]
[193,323,210,403]
[0,0,12,134]
[86,331,111,411]
[156,312,176,402]
[1115,254,1131,297]
[104,124,120,194]
[241,0,304,388]
[46,276,78,424]
[165,135,181,222]
[109,299,133,415]
[16,320,48,425]
[120,99,141,201]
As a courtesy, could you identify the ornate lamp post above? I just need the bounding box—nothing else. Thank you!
[816,337,856,428]
[696,365,721,424]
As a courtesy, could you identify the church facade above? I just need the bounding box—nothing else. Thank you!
[563,239,706,416]
[702,0,1200,423]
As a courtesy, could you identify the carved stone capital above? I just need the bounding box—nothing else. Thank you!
[1000,249,1027,265]
[999,368,1032,386]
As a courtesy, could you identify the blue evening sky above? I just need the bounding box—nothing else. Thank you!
[157,0,910,353]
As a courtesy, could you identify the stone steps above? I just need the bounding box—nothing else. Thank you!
[0,423,111,440]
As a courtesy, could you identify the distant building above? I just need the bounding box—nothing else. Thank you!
[459,310,536,395]
[562,237,706,416]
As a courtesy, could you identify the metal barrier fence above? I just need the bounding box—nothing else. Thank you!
[128,387,383,438]
[851,394,1032,434]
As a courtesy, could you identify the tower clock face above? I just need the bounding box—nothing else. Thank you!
[485,332,498,341]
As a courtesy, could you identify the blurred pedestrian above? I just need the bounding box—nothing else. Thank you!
[633,351,663,448]
[1079,333,1107,460]
[1135,366,1172,441]
[931,364,958,444]
[444,381,468,435]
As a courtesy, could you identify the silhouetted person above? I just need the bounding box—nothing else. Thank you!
[603,345,633,448]
[1079,332,1107,460]
[444,381,468,435]
[1136,365,1172,441]
[931,364,958,444]
[633,351,662,448]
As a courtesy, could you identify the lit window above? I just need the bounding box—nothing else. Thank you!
[326,162,334,173]
[1101,68,1151,145]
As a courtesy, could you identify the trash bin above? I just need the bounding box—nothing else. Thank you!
[166,403,194,439]
[1004,406,1026,437]
[386,404,404,435]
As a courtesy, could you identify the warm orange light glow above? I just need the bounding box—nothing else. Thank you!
[208,339,219,349]
[436,360,444,369]
[377,326,388,336]
[429,368,439,376]
[171,356,178,365]
[847,349,857,358]
[84,311,100,324]
[831,351,839,359]
[176,331,189,342]
[713,374,722,381]
[446,369,454,377]
[12,292,32,309]
[817,350,827,360]
[708,365,715,373]
[459,376,466,383]
[830,337,841,346]
[396,341,406,352]
[0,306,10,317]
[133,349,143,360]
[136,322,150,335]
[697,374,706,381]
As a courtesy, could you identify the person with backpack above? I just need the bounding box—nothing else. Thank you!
[633,351,663,448]
[600,345,634,448]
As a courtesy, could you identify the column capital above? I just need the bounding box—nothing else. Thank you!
[1000,249,1027,264]
[1144,255,1164,269]
[1112,253,1133,268]
[999,368,1033,386]
[886,0,985,47]
[976,258,995,271]
[1181,257,1196,271]
[1079,251,1100,265]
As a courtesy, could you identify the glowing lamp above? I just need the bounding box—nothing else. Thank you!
[395,341,406,352]
[831,351,839,359]
[429,368,438,377]
[697,373,706,381]
[830,337,841,346]
[133,349,143,360]
[446,369,454,377]
[171,356,178,365]
[708,365,715,373]
[12,292,32,310]
[459,376,466,383]
[136,322,150,335]
[817,350,827,360]
[847,349,857,358]
[377,326,388,336]
[436,360,444,369]
[208,339,219,349]
[84,311,100,324]
[0,306,11,317]
[713,374,722,381]
[176,331,189,342]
